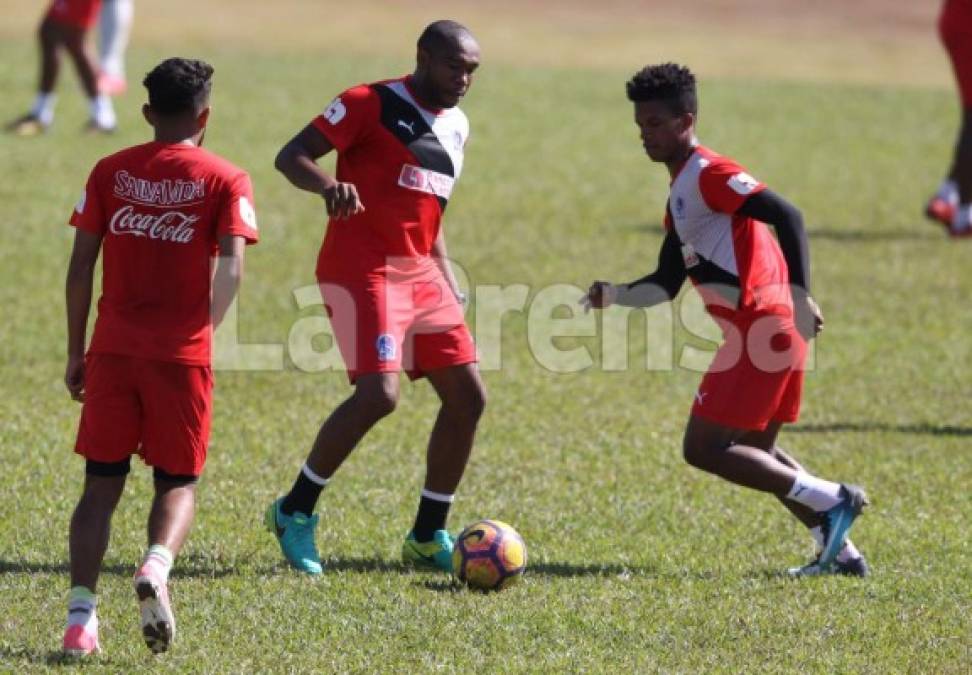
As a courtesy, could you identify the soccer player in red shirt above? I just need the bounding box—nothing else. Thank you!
[62,58,258,657]
[6,0,116,135]
[582,64,869,577]
[925,0,972,236]
[266,20,484,575]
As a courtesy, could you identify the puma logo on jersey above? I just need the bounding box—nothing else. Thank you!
[397,119,416,135]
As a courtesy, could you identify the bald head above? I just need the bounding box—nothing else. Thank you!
[417,20,474,56]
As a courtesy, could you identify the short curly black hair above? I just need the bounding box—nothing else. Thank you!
[626,63,697,115]
[143,58,214,116]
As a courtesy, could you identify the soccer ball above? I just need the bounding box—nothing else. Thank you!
[452,519,527,591]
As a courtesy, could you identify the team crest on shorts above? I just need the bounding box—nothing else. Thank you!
[376,333,397,362]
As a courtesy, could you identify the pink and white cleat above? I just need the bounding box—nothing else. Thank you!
[62,618,100,657]
[134,565,176,654]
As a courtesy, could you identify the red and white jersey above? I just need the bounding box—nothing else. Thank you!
[70,141,259,365]
[310,76,469,281]
[665,145,792,320]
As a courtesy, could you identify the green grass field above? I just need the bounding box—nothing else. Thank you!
[1,2,970,671]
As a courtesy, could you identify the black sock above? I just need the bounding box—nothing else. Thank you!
[412,494,452,542]
[281,468,325,516]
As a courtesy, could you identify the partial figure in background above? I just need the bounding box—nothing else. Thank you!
[6,0,116,135]
[925,0,972,237]
[97,0,134,96]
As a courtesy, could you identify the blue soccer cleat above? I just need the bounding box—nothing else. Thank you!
[818,484,868,569]
[264,497,323,575]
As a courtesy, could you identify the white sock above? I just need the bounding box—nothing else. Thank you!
[90,95,116,128]
[67,586,97,628]
[301,462,329,486]
[836,539,862,563]
[31,93,56,126]
[936,179,959,205]
[952,204,972,232]
[810,525,861,562]
[141,544,174,582]
[786,472,843,512]
[98,0,134,78]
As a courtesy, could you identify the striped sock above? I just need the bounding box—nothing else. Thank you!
[141,544,174,582]
[67,586,97,628]
[412,489,455,542]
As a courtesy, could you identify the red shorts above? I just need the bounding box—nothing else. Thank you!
[691,313,807,431]
[940,0,972,107]
[46,0,102,29]
[75,353,213,476]
[318,272,477,383]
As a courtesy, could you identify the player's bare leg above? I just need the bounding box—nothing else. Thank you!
[59,23,116,132]
[8,18,62,135]
[401,362,485,570]
[737,422,817,527]
[303,372,400,482]
[134,477,196,654]
[268,373,400,574]
[682,415,797,494]
[422,363,486,495]
[69,474,127,592]
[63,472,126,656]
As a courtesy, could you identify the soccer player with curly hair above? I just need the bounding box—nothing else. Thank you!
[62,57,258,657]
[582,63,869,577]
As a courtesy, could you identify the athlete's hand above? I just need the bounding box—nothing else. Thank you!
[580,281,618,313]
[65,355,85,402]
[795,295,824,340]
[321,180,365,220]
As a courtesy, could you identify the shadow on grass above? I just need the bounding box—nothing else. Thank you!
[790,422,972,437]
[0,552,244,579]
[0,644,115,667]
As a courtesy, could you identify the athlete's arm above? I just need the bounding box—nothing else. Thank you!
[65,229,103,401]
[430,227,464,304]
[211,235,246,328]
[274,125,364,220]
[581,230,686,311]
[737,189,823,339]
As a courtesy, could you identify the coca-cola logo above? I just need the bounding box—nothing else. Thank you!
[109,205,199,244]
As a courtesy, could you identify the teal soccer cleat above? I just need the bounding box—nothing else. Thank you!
[265,498,323,575]
[401,529,454,572]
[818,484,868,569]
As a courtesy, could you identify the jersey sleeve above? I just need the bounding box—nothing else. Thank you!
[698,158,766,214]
[309,84,378,152]
[216,172,259,245]
[69,163,106,234]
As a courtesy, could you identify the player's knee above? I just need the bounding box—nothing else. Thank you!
[442,380,486,426]
[354,379,399,419]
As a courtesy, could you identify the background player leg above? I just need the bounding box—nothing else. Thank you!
[949,109,972,234]
[134,475,197,654]
[97,0,133,95]
[402,363,485,571]
[60,23,116,132]
[64,471,127,656]
[268,373,400,574]
[7,17,63,134]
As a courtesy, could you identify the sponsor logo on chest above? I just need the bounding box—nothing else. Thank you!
[109,205,199,243]
[398,164,455,199]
